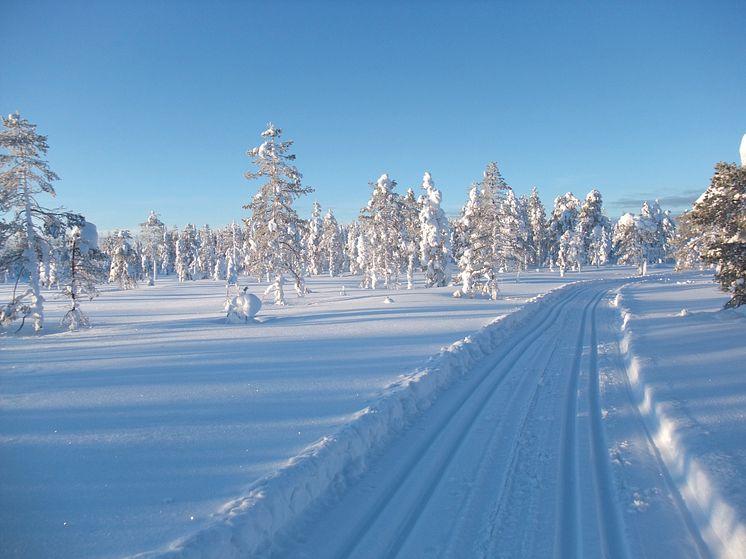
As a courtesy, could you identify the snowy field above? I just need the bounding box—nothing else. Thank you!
[1,267,744,558]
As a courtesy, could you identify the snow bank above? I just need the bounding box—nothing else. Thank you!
[615,286,746,559]
[131,281,595,559]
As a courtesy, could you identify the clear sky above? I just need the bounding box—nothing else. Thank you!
[2,0,744,232]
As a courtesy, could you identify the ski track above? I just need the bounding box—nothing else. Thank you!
[587,292,629,559]
[264,278,717,559]
[318,286,588,559]
[267,283,633,558]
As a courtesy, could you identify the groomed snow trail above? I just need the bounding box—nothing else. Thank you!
[263,282,707,558]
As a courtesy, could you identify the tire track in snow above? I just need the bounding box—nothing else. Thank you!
[321,285,589,559]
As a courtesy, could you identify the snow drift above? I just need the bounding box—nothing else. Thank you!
[614,286,746,559]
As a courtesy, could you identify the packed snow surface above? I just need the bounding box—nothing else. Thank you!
[1,268,744,558]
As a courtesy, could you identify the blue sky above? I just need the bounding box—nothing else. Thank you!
[2,0,744,232]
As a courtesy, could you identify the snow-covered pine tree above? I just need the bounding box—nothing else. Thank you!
[173,228,192,282]
[359,174,404,289]
[526,187,547,267]
[688,161,746,308]
[400,188,421,289]
[180,224,199,280]
[453,183,499,299]
[320,209,343,277]
[160,228,176,276]
[419,172,451,287]
[345,221,362,276]
[640,200,676,263]
[139,211,165,285]
[673,211,706,271]
[0,113,79,331]
[612,213,657,275]
[356,229,374,288]
[577,189,611,266]
[108,230,137,288]
[196,224,216,279]
[498,188,529,272]
[588,224,611,267]
[548,192,580,265]
[60,222,105,330]
[482,162,511,271]
[305,202,324,276]
[243,123,313,304]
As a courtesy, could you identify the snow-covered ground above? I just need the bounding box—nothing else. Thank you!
[1,267,744,558]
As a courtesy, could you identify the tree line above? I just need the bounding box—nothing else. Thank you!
[2,116,743,332]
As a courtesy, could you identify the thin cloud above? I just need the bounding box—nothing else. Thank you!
[608,189,702,209]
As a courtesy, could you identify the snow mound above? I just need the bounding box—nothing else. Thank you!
[383,296,394,304]
[133,279,625,559]
[225,290,262,323]
[615,286,746,558]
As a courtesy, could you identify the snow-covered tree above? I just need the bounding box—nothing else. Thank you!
[453,183,499,299]
[556,229,582,276]
[108,230,137,288]
[139,211,165,286]
[548,192,580,265]
[588,224,611,267]
[673,211,707,272]
[60,222,105,330]
[612,213,657,275]
[577,189,610,265]
[345,221,362,276]
[174,228,192,282]
[640,200,676,263]
[0,113,78,331]
[418,172,451,287]
[160,228,176,276]
[498,188,529,272]
[526,187,547,267]
[688,161,746,308]
[359,174,403,289]
[196,224,216,279]
[305,202,324,276]
[320,209,343,277]
[243,123,313,304]
[400,188,421,289]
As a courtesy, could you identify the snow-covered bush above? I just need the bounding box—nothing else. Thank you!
[225,287,262,323]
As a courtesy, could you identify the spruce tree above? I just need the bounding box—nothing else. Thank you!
[419,172,451,287]
[139,211,165,285]
[320,209,343,277]
[526,187,547,267]
[359,174,403,289]
[243,123,312,304]
[688,162,746,307]
[306,202,324,276]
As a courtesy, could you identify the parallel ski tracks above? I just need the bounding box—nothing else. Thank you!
[297,285,588,559]
[268,283,635,558]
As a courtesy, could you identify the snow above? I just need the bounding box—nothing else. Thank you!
[615,273,746,557]
[1,267,745,558]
